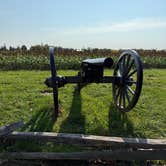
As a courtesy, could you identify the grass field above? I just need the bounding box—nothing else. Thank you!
[0,69,166,151]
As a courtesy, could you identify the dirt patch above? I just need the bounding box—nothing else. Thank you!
[40,90,52,96]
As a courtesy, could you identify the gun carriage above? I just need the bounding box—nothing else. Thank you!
[45,48,143,117]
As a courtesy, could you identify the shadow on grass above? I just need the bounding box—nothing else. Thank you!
[59,86,85,134]
[109,103,144,138]
[22,106,55,132]
[2,106,56,152]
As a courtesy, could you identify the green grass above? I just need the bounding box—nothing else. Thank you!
[0,69,166,151]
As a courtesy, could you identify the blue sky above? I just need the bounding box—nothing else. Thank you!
[0,0,166,49]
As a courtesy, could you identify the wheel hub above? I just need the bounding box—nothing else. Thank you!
[119,76,133,87]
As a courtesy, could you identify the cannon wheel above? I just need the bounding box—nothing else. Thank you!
[49,47,59,117]
[112,50,143,112]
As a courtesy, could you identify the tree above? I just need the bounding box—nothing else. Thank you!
[21,45,27,52]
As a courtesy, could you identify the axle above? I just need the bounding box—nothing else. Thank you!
[45,75,122,88]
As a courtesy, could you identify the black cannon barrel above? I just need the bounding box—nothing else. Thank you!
[82,57,113,68]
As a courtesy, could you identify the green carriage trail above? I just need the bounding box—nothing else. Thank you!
[0,69,166,151]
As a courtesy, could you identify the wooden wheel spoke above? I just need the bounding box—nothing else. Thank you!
[125,59,135,76]
[118,62,123,76]
[116,87,121,101]
[122,88,126,108]
[126,81,137,84]
[119,89,123,107]
[127,85,135,95]
[127,69,137,78]
[125,88,130,104]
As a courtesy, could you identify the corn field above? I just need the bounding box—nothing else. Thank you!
[0,45,166,70]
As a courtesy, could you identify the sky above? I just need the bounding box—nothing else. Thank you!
[0,0,166,49]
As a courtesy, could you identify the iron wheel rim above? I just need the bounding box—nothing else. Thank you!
[49,47,59,117]
[112,50,143,112]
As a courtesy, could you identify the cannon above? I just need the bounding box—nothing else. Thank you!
[45,47,143,117]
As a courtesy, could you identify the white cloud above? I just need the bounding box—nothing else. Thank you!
[42,18,166,35]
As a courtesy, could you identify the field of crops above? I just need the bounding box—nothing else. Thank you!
[0,54,166,70]
[0,46,166,70]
